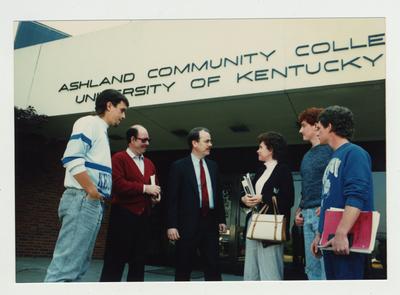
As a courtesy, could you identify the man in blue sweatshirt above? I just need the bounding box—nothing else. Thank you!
[311,105,373,280]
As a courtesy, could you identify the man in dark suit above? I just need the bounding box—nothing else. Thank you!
[166,127,227,281]
[100,124,161,282]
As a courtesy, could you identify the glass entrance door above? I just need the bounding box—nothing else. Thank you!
[219,174,249,274]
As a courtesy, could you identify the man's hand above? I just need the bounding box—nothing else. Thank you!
[219,223,227,233]
[86,190,103,201]
[326,205,360,255]
[315,207,321,217]
[151,194,161,205]
[311,233,322,258]
[145,184,161,196]
[324,233,350,255]
[167,228,180,241]
[73,171,103,201]
[295,208,304,226]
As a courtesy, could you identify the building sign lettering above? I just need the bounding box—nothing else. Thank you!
[58,33,385,105]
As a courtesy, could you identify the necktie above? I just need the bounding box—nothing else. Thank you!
[200,159,209,216]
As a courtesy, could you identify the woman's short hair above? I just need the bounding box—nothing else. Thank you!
[257,131,287,161]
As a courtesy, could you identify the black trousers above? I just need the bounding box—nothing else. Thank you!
[100,204,149,282]
[175,212,222,281]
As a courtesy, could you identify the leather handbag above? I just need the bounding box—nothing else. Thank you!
[246,196,286,242]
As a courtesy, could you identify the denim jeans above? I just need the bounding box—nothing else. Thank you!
[302,208,326,280]
[44,188,103,282]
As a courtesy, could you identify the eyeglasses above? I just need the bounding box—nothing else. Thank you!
[136,137,151,143]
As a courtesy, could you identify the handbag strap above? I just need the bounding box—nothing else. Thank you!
[258,203,269,214]
[272,196,280,214]
[272,196,280,240]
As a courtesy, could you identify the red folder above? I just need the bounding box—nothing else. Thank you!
[319,208,380,253]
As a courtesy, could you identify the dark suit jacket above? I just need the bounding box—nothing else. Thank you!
[111,151,157,215]
[243,162,295,244]
[166,156,226,239]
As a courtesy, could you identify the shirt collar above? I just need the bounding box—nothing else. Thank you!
[191,153,204,164]
[126,148,143,160]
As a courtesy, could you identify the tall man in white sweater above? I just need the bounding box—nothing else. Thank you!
[45,89,129,282]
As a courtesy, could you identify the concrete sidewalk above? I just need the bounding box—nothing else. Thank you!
[16,257,243,283]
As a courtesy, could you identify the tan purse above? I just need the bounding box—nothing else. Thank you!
[246,196,286,242]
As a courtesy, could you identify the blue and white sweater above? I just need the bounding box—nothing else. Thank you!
[61,115,112,199]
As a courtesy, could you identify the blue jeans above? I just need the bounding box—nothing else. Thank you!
[302,208,326,280]
[44,188,103,282]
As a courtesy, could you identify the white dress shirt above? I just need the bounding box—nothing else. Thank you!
[191,153,214,209]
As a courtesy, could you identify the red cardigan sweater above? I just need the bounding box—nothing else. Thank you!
[111,150,157,215]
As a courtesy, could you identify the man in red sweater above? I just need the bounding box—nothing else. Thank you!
[100,124,161,281]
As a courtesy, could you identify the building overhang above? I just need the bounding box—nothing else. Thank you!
[14,18,385,151]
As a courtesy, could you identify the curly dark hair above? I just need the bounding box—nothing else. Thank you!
[318,105,354,139]
[257,131,287,161]
[298,107,324,125]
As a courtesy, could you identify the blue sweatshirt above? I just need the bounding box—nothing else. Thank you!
[318,143,374,234]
